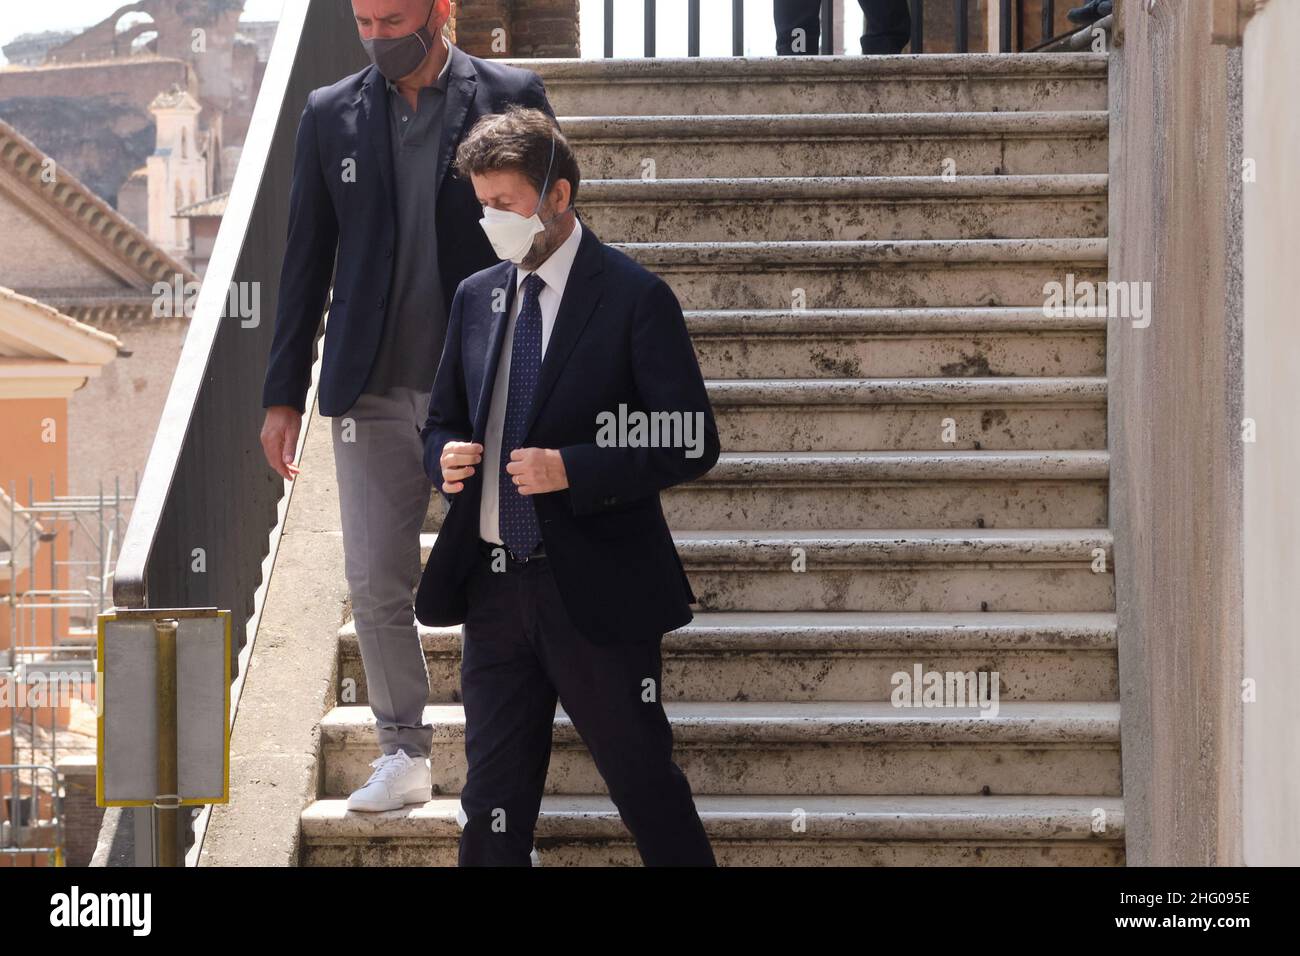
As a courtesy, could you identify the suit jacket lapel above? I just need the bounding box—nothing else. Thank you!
[436,46,477,194]
[523,220,605,438]
[356,66,395,219]
[472,263,517,440]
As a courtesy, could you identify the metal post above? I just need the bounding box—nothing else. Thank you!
[48,476,55,644]
[1043,0,1055,45]
[27,478,35,670]
[153,618,179,866]
[911,0,925,53]
[97,481,105,617]
[732,0,744,55]
[604,0,614,57]
[46,475,57,766]
[27,710,36,827]
[7,482,14,668]
[8,756,16,849]
[955,0,969,52]
[688,0,700,56]
[644,0,656,57]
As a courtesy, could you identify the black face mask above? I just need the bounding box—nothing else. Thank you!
[360,0,438,81]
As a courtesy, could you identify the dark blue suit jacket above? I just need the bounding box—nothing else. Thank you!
[262,52,554,417]
[416,218,721,644]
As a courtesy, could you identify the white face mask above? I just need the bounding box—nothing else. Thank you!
[478,129,563,264]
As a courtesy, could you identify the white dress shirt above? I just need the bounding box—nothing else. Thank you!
[480,217,584,544]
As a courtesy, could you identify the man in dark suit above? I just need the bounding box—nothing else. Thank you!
[258,0,555,813]
[418,106,720,866]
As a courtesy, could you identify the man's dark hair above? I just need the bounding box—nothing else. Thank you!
[454,105,580,206]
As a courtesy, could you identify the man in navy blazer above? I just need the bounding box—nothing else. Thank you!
[261,3,553,418]
[258,0,555,815]
[418,107,720,865]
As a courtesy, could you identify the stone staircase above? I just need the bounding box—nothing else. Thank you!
[299,53,1121,865]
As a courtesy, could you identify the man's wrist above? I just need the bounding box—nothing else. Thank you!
[545,448,569,489]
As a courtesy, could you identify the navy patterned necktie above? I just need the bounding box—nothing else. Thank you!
[499,271,546,558]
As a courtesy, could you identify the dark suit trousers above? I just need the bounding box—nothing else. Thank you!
[457,550,716,866]
[774,0,912,55]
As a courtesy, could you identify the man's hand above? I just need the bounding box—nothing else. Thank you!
[260,406,302,480]
[506,448,568,495]
[441,441,483,494]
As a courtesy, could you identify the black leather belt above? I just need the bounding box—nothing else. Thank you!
[478,538,546,567]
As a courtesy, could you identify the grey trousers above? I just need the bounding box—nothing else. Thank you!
[331,386,436,759]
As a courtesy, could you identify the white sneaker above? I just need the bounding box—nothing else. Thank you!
[346,750,432,812]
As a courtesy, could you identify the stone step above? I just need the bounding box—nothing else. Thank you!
[339,611,1119,705]
[580,174,1108,241]
[671,528,1114,613]
[418,528,1114,613]
[706,376,1107,451]
[320,700,1121,799]
[663,449,1108,529]
[299,793,1126,866]
[421,380,1108,529]
[523,53,1108,116]
[424,448,1107,533]
[303,52,1121,871]
[565,111,1108,178]
[619,237,1107,310]
[686,307,1107,379]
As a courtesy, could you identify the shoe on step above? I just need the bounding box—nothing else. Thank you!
[1067,0,1107,24]
[346,750,432,812]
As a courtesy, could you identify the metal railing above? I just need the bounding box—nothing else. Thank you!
[6,478,135,659]
[1,764,65,866]
[603,0,1076,56]
[3,479,129,786]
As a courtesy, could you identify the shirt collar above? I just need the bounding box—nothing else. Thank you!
[385,35,453,95]
[516,217,583,296]
[435,36,454,91]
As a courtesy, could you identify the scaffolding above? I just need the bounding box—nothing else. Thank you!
[1,476,135,865]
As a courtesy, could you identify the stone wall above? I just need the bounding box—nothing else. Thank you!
[2,31,78,67]
[58,756,102,868]
[0,58,192,117]
[1240,0,1300,867]
[0,97,156,212]
[1107,0,1244,865]
[0,191,129,292]
[452,0,580,57]
[0,58,192,208]
[46,0,243,69]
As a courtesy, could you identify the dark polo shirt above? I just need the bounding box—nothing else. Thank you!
[363,39,454,396]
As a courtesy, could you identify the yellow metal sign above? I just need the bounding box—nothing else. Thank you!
[95,608,231,808]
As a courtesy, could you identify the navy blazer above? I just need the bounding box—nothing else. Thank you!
[262,52,554,417]
[416,218,721,645]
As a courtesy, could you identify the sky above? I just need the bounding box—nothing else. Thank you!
[1,0,868,64]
